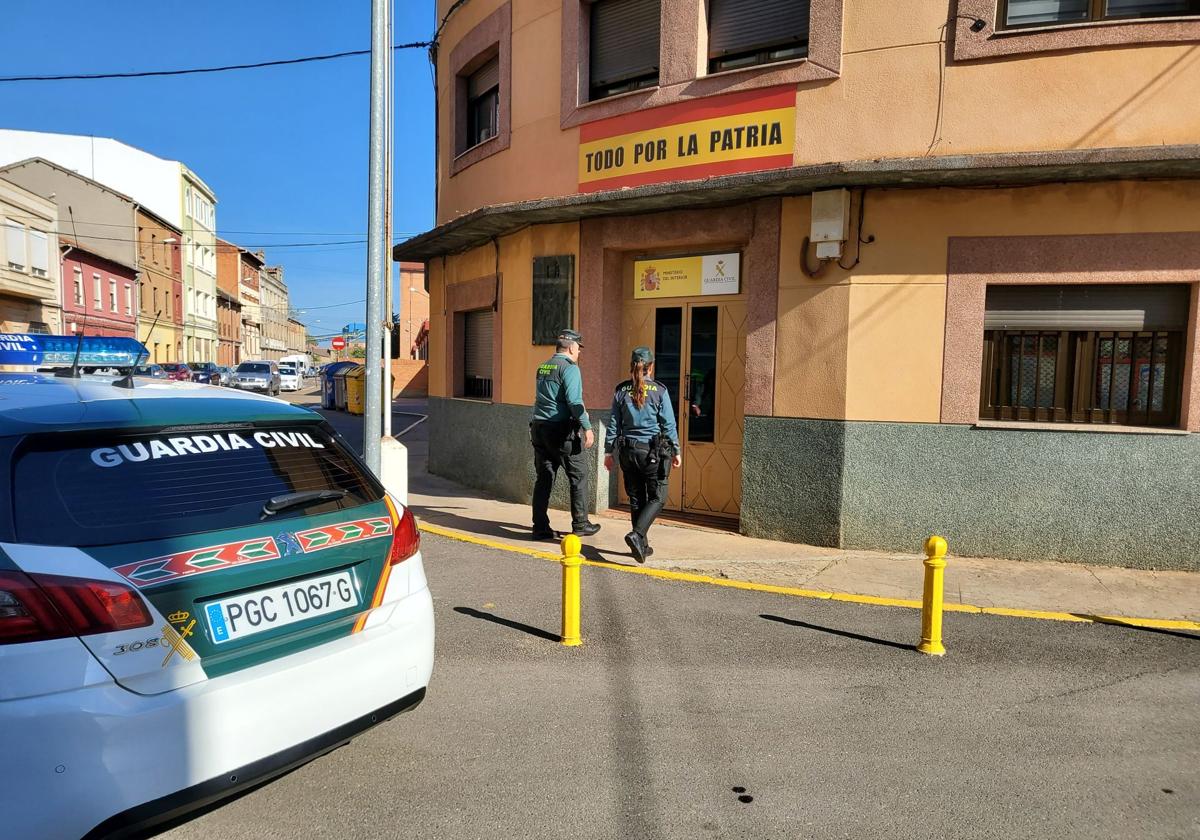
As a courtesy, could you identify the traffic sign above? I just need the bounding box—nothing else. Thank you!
[331,336,347,351]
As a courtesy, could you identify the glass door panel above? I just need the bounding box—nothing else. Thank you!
[653,307,683,414]
[685,306,718,444]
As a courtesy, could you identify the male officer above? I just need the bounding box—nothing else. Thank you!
[530,329,601,540]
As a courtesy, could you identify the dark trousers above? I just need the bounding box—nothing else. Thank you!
[531,420,589,530]
[619,442,671,540]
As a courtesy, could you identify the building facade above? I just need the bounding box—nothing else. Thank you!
[235,247,265,361]
[135,207,183,363]
[396,261,431,359]
[59,243,137,339]
[0,130,220,360]
[182,171,218,362]
[0,178,60,334]
[259,265,289,361]
[286,317,309,359]
[396,0,1200,570]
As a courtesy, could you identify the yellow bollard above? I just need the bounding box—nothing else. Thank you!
[917,535,948,656]
[560,534,583,647]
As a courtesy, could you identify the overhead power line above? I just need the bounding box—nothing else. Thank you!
[0,42,433,83]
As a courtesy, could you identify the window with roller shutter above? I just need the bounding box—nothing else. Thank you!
[589,0,661,101]
[979,284,1189,426]
[465,55,500,151]
[462,308,494,400]
[1000,0,1199,29]
[707,0,809,74]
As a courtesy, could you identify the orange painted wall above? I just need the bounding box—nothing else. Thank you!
[426,221,580,405]
[436,0,1200,223]
[774,180,1200,423]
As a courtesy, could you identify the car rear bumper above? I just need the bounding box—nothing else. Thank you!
[2,577,434,839]
[86,687,426,840]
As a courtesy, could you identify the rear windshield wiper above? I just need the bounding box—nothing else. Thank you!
[261,489,347,519]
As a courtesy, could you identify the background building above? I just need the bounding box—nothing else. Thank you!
[135,206,183,363]
[396,0,1200,570]
[182,170,219,362]
[0,178,60,334]
[396,262,430,359]
[286,317,308,359]
[236,247,265,360]
[259,265,289,360]
[59,242,137,339]
[0,130,220,361]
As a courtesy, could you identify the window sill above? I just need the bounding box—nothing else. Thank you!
[973,419,1190,436]
[702,55,810,84]
[580,84,661,109]
[954,0,1200,60]
[996,15,1200,36]
[450,129,510,177]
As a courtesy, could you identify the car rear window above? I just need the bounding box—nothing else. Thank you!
[238,363,270,374]
[12,425,383,547]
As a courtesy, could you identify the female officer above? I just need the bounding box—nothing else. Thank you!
[604,347,681,563]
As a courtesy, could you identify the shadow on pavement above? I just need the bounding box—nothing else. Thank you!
[1077,614,1200,640]
[760,613,914,652]
[452,607,560,643]
[413,508,536,543]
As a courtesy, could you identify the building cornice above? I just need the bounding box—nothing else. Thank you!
[395,144,1200,261]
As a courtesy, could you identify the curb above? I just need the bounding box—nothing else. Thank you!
[418,522,1200,633]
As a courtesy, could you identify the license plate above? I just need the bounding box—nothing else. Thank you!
[203,570,358,644]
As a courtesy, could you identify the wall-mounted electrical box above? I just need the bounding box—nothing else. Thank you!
[811,188,850,260]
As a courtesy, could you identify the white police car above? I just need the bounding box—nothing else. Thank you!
[0,335,434,838]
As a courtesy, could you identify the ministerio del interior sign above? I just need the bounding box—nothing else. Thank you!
[633,253,740,300]
[578,86,796,193]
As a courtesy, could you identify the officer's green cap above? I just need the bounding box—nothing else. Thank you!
[631,346,654,365]
[558,329,584,347]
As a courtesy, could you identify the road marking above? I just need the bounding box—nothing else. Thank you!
[418,522,1200,632]
[393,413,428,438]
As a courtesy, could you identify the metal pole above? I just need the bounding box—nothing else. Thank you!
[364,0,389,473]
[382,0,394,438]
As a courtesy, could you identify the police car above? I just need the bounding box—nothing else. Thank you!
[0,335,434,839]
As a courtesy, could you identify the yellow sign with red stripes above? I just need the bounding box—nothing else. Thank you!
[578,86,796,192]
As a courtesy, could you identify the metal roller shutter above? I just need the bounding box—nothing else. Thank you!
[590,0,661,87]
[708,0,809,58]
[463,309,494,380]
[984,284,1190,331]
[468,56,500,99]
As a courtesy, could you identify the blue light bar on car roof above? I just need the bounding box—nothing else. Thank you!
[0,334,149,368]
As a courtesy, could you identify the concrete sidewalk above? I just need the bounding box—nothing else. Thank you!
[303,390,1200,624]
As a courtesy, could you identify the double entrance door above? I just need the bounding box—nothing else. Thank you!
[620,299,746,520]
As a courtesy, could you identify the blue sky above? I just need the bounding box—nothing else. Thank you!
[0,1,436,341]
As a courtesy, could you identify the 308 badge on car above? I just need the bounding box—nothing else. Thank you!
[204,570,359,644]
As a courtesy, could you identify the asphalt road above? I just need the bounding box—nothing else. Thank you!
[160,526,1200,840]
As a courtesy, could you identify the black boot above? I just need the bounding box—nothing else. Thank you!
[624,531,646,563]
[572,522,601,537]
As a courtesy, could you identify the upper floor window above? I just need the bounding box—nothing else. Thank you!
[92,273,102,310]
[5,220,26,271]
[109,279,118,312]
[589,0,661,101]
[707,0,809,74]
[465,56,501,150]
[73,268,84,305]
[28,230,48,278]
[1001,0,1200,28]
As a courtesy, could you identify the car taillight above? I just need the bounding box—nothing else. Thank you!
[384,496,420,566]
[0,570,152,645]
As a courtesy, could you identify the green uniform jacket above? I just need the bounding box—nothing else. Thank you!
[531,353,591,430]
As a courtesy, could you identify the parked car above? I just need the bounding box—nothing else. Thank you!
[159,362,193,382]
[134,364,168,379]
[279,362,302,392]
[189,362,222,386]
[0,336,432,839]
[233,360,281,395]
[216,365,235,387]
